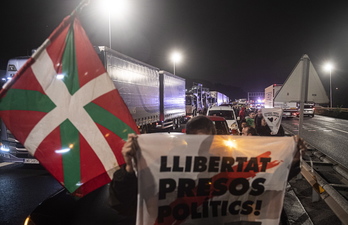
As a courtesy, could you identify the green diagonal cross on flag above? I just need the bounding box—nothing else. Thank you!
[0,9,139,196]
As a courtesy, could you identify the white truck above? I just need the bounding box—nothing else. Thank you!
[209,91,229,106]
[1,56,39,163]
[264,84,298,118]
[97,46,186,133]
[185,83,206,116]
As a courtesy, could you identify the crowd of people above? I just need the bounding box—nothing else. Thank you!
[237,107,285,137]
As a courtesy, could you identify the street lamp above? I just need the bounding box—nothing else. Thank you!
[100,0,129,49]
[171,52,182,75]
[324,63,334,108]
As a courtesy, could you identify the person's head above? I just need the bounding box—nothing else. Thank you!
[241,126,257,136]
[257,110,262,117]
[185,116,217,135]
[249,112,256,119]
[261,117,268,127]
[241,121,248,128]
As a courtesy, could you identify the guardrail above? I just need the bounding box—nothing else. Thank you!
[282,124,348,224]
[298,145,348,224]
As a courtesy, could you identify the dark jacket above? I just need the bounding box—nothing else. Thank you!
[257,125,285,136]
[109,164,137,224]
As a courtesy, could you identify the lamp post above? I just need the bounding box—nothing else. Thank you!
[108,8,112,48]
[171,52,182,75]
[324,63,333,108]
[101,0,129,49]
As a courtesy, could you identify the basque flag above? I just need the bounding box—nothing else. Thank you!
[0,4,139,196]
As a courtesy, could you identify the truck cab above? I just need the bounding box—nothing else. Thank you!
[0,119,39,164]
[0,56,39,164]
[5,56,30,80]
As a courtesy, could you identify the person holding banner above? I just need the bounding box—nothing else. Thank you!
[109,116,217,224]
[257,117,285,136]
[109,116,306,224]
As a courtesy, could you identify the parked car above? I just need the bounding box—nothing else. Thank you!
[206,105,240,135]
[208,116,231,135]
[295,103,315,117]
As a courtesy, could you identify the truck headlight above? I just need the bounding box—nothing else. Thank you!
[0,143,10,152]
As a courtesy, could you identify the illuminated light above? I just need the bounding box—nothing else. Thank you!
[171,52,182,63]
[55,148,71,154]
[223,140,236,148]
[324,63,333,72]
[76,182,84,186]
[0,145,10,152]
[105,133,110,138]
[24,217,30,225]
[100,0,130,19]
[69,144,74,148]
[56,74,64,80]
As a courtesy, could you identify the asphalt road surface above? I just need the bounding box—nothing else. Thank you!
[0,162,62,225]
[282,115,348,170]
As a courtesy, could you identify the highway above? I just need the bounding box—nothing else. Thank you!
[282,115,348,170]
[1,115,347,225]
[282,115,348,224]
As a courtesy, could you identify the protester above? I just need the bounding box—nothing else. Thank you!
[257,117,285,136]
[241,125,258,136]
[239,119,248,134]
[185,115,217,135]
[238,106,246,121]
[109,116,216,224]
[245,112,256,128]
[109,116,306,224]
[254,109,263,129]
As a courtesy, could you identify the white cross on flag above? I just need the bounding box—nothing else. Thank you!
[0,5,139,196]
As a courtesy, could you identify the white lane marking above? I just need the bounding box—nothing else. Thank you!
[0,162,14,167]
[324,126,348,134]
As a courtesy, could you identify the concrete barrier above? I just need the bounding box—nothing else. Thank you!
[315,108,348,119]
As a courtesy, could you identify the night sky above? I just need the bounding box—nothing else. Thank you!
[1,0,348,106]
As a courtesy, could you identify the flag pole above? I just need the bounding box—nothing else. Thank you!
[0,0,91,99]
[71,0,90,16]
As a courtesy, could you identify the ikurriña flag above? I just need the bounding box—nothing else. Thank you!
[0,4,139,196]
